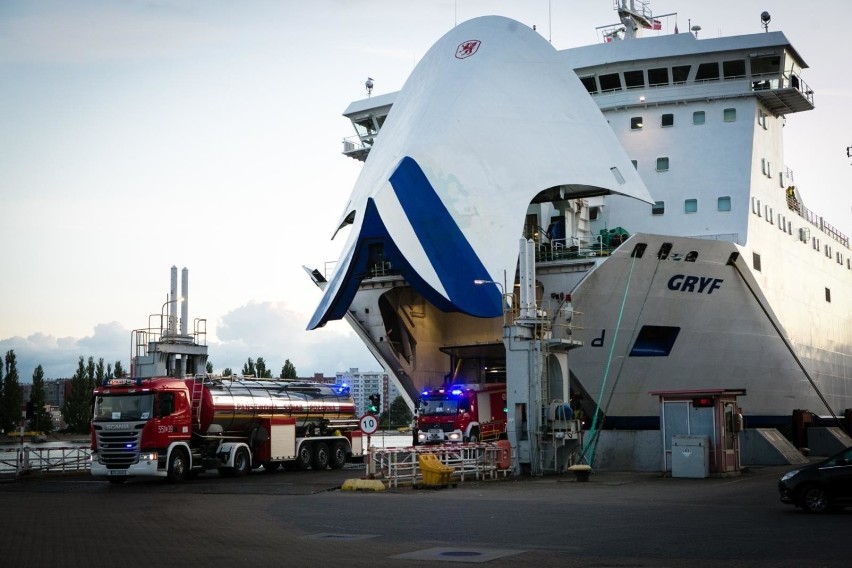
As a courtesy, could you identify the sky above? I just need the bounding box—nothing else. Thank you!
[2,0,850,381]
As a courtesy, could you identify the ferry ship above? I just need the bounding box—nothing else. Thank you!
[307,2,851,431]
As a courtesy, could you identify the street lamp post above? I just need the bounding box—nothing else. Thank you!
[161,297,182,336]
[473,279,509,312]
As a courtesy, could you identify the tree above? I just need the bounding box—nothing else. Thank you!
[62,356,95,434]
[280,359,297,380]
[1,350,23,434]
[206,361,213,374]
[222,368,233,377]
[86,356,96,384]
[28,365,54,434]
[0,356,4,433]
[388,395,413,428]
[95,358,107,386]
[242,357,256,377]
[114,360,126,378]
[255,357,272,378]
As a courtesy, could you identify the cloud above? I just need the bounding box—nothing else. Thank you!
[0,302,380,381]
[0,323,128,380]
[211,301,379,377]
[0,3,231,64]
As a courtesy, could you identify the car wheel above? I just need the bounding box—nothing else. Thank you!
[799,484,831,513]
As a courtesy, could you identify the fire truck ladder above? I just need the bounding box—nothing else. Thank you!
[190,374,206,428]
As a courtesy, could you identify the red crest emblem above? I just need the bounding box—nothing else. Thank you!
[455,40,481,59]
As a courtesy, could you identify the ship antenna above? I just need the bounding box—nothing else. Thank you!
[761,11,771,32]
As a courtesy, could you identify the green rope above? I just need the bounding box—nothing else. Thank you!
[581,252,638,464]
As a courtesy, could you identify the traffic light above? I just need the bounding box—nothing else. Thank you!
[368,393,381,415]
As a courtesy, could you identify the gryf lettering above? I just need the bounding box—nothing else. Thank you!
[667,274,723,294]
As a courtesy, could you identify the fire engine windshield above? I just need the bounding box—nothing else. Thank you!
[94,394,154,421]
[418,398,460,416]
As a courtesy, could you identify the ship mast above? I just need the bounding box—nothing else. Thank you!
[616,0,654,40]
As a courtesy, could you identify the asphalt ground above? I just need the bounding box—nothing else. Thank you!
[0,464,848,568]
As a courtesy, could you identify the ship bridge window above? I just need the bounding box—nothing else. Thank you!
[658,242,673,260]
[648,67,669,87]
[825,288,831,303]
[685,199,698,213]
[599,73,622,92]
[753,252,761,272]
[353,116,378,139]
[629,325,680,357]
[723,59,746,79]
[750,55,781,77]
[661,113,674,127]
[656,157,669,171]
[672,65,691,84]
[724,108,737,122]
[718,196,731,212]
[685,251,698,262]
[624,70,644,89]
[631,116,644,130]
[580,76,598,94]
[651,201,665,215]
[695,62,720,81]
[693,111,705,125]
[631,243,647,258]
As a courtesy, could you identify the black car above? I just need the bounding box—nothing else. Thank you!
[779,445,852,513]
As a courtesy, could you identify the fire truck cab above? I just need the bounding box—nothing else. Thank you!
[416,383,507,444]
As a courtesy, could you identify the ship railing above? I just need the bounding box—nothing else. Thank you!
[342,135,366,152]
[0,445,91,479]
[366,443,511,488]
[751,73,814,104]
[537,235,611,262]
[500,298,583,343]
[788,199,849,249]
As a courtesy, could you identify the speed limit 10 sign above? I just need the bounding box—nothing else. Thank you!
[359,414,379,435]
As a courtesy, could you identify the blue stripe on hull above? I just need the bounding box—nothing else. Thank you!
[389,156,501,317]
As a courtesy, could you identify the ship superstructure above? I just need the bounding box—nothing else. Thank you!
[308,4,851,430]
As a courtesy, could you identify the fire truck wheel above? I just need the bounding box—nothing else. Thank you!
[329,442,347,470]
[295,443,312,470]
[167,448,189,483]
[312,442,330,470]
[233,447,251,477]
[465,429,480,443]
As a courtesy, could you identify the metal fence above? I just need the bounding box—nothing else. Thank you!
[366,443,511,488]
[0,446,91,479]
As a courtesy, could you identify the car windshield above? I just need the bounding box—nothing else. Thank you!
[94,394,154,421]
[827,447,852,466]
[418,398,460,416]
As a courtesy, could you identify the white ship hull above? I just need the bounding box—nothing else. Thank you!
[566,231,851,428]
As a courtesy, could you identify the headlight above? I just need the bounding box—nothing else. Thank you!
[448,432,462,441]
[139,452,158,461]
[780,470,799,482]
[418,433,426,442]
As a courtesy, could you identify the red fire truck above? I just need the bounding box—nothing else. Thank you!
[416,383,507,444]
[90,266,364,483]
[90,376,363,483]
